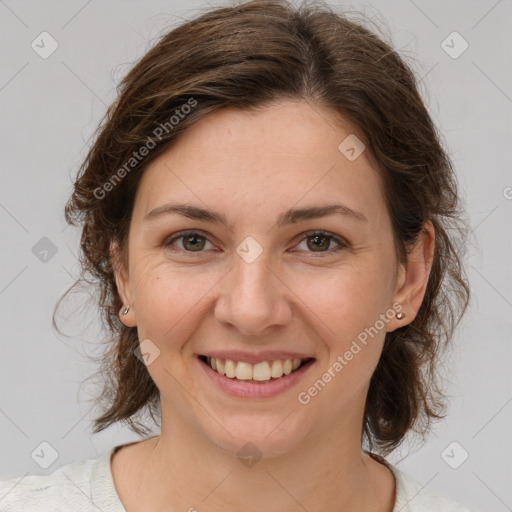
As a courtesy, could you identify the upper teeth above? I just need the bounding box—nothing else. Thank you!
[207,357,303,381]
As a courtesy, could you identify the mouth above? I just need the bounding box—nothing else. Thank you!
[198,355,315,383]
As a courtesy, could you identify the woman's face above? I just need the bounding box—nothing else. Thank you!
[114,99,418,457]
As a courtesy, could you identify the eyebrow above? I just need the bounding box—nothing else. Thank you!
[144,202,368,228]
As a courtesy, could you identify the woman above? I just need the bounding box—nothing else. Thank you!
[0,1,474,510]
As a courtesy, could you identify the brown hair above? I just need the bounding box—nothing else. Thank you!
[57,0,470,455]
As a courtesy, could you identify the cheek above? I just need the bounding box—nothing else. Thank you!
[291,255,394,374]
[294,254,394,329]
[292,267,392,414]
[131,262,219,348]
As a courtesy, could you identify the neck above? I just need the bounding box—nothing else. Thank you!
[127,407,395,511]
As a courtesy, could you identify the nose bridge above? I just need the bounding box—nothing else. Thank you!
[215,241,289,335]
[234,245,273,297]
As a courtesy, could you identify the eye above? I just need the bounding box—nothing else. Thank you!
[294,230,347,255]
[164,230,214,253]
[164,229,347,256]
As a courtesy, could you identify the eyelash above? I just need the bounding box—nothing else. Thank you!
[164,230,348,257]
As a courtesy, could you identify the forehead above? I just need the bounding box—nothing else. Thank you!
[135,100,388,226]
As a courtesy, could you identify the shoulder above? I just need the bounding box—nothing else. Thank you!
[390,465,478,512]
[0,448,124,512]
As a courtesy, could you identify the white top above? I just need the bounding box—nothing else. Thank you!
[0,442,477,511]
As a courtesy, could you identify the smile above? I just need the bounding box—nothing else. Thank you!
[199,355,312,382]
[197,355,316,399]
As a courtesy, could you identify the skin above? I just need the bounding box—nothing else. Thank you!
[110,99,435,512]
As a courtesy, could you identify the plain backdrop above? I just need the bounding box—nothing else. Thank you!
[1,1,511,510]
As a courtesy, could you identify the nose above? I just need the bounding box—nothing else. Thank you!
[214,249,292,337]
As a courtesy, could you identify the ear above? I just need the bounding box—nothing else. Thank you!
[387,221,435,332]
[110,239,137,328]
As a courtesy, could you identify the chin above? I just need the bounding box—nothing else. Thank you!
[203,413,313,462]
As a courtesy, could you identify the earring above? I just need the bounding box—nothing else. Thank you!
[396,311,404,320]
[121,305,130,316]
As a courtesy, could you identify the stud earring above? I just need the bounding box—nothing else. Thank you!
[121,305,130,316]
[396,311,404,320]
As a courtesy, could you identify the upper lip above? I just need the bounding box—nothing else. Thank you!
[198,350,315,365]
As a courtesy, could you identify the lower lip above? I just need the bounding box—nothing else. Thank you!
[198,357,315,399]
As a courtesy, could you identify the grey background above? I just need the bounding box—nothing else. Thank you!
[0,1,511,510]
